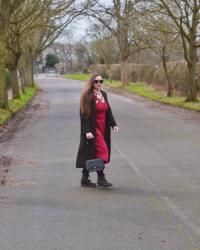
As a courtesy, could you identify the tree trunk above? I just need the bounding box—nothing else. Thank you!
[121,59,130,85]
[161,48,173,97]
[19,52,35,87]
[21,59,34,87]
[133,46,140,64]
[0,12,8,108]
[10,67,20,99]
[26,56,34,86]
[28,63,34,86]
[31,62,34,86]
[185,43,198,102]
[0,35,8,108]
[18,68,25,94]
[118,38,130,86]
[186,61,197,102]
[23,69,30,87]
[185,5,198,102]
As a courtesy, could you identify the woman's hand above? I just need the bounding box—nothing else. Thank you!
[86,132,95,139]
[112,126,119,133]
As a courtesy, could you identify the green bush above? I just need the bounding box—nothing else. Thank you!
[45,53,59,68]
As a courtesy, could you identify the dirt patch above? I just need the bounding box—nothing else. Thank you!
[0,196,10,204]
[0,90,49,186]
[0,156,37,187]
[0,156,12,185]
[0,156,12,167]
[6,176,36,187]
[0,90,49,143]
[12,159,40,167]
[0,101,36,143]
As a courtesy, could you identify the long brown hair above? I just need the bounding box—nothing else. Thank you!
[80,73,100,118]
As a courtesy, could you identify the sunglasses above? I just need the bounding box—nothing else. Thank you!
[93,79,104,84]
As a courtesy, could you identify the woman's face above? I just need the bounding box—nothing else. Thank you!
[93,75,103,91]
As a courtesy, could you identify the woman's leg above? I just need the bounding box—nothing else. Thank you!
[97,170,112,187]
[81,167,96,187]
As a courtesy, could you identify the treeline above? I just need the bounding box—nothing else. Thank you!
[88,62,200,97]
[0,0,88,109]
[89,0,200,102]
[1,0,200,107]
[64,1,200,102]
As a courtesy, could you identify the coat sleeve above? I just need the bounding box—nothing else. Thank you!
[108,106,117,128]
[104,92,117,128]
[80,109,92,134]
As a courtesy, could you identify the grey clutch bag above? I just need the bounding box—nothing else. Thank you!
[86,158,105,172]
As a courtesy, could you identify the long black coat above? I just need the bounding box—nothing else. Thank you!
[76,90,117,168]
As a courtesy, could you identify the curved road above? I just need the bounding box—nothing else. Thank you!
[0,74,200,250]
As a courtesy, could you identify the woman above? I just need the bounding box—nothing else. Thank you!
[76,73,119,187]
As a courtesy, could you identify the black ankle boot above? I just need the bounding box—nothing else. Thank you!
[81,170,96,187]
[97,171,112,187]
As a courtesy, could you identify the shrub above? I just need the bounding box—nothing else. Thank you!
[45,53,59,68]
[88,64,110,78]
[109,64,121,81]
[108,63,155,83]
[127,63,155,83]
[150,61,190,95]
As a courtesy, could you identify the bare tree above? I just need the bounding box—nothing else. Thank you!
[0,0,25,108]
[149,0,200,101]
[88,23,120,64]
[87,0,141,85]
[5,0,44,98]
[141,12,181,96]
[21,0,89,86]
[5,0,88,99]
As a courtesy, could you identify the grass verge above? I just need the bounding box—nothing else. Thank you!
[63,73,200,112]
[0,86,37,125]
[63,73,90,81]
[126,83,200,111]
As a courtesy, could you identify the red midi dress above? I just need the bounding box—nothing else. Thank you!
[93,95,109,163]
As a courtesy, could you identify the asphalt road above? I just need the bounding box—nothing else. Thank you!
[0,74,200,250]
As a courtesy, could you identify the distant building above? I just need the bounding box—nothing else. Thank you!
[35,41,90,74]
[35,42,69,74]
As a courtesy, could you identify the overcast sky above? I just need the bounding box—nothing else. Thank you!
[73,18,90,39]
[56,17,90,43]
